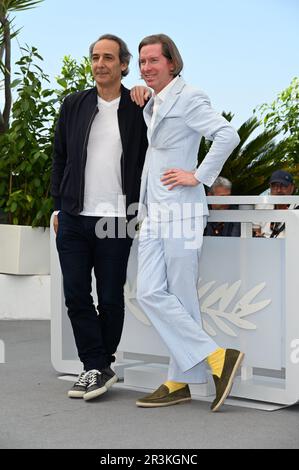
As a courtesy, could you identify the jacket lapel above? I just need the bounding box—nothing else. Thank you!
[151,77,185,136]
[143,97,154,128]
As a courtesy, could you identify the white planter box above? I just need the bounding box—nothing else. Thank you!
[0,274,50,319]
[0,225,50,275]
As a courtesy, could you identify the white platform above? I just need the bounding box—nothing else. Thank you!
[51,199,299,409]
[113,359,145,380]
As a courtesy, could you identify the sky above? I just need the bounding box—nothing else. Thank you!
[3,0,299,129]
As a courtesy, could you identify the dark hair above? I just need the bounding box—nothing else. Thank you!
[138,34,183,76]
[89,34,132,77]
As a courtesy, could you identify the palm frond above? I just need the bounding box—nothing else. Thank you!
[198,111,296,195]
[0,1,43,15]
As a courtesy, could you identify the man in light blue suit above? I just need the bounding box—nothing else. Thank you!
[133,34,244,412]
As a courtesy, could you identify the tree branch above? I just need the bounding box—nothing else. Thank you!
[0,42,4,64]
[2,18,11,133]
[0,112,5,134]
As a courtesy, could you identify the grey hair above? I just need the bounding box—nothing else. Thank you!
[89,34,132,77]
[209,177,232,194]
[138,34,183,77]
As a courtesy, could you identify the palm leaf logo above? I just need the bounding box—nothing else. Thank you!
[125,277,271,337]
[199,280,271,337]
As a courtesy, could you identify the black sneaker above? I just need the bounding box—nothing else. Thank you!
[68,371,88,398]
[83,367,118,401]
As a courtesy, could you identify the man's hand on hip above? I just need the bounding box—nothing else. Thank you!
[161,169,200,190]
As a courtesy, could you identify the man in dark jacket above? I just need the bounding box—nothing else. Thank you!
[51,34,148,401]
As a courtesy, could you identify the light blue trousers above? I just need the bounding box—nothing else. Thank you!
[136,217,218,383]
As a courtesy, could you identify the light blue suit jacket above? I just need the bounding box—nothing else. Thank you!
[137,77,240,221]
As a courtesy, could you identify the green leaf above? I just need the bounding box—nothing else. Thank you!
[56,78,68,88]
[42,89,54,97]
[10,79,22,88]
[21,101,30,112]
[18,139,26,150]
[10,202,18,213]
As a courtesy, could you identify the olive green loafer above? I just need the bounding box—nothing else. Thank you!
[211,349,244,412]
[136,384,191,408]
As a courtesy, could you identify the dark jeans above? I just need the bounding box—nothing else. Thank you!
[56,211,132,371]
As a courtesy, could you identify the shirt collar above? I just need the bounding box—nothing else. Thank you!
[154,76,179,103]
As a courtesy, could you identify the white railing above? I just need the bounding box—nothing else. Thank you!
[51,197,299,407]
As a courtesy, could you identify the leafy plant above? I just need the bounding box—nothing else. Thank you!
[55,55,93,101]
[0,0,44,134]
[257,77,299,167]
[0,45,55,225]
[0,46,94,226]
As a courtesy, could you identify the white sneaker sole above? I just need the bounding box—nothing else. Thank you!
[68,390,86,398]
[83,375,118,401]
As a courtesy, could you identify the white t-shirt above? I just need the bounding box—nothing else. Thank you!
[80,96,126,217]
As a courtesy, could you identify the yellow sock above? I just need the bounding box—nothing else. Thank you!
[164,381,186,393]
[207,348,226,378]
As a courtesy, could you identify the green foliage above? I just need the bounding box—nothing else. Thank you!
[0,1,44,14]
[0,0,44,133]
[55,55,93,100]
[198,113,289,195]
[51,55,93,131]
[257,77,299,165]
[0,46,94,226]
[0,46,55,226]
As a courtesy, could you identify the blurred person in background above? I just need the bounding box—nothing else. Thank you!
[204,176,240,237]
